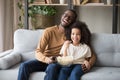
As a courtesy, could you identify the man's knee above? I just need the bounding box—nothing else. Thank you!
[19,61,30,70]
[47,63,57,69]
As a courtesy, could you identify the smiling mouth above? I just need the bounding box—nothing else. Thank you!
[63,19,69,24]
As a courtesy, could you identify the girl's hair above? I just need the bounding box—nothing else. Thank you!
[70,20,91,46]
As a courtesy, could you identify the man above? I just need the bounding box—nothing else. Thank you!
[18,9,96,80]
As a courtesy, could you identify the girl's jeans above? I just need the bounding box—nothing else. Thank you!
[44,63,84,80]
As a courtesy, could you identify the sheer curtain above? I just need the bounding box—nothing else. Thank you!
[0,0,19,52]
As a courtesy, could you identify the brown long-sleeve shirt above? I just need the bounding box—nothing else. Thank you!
[35,25,66,63]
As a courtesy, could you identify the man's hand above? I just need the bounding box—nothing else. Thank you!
[82,60,91,73]
[51,56,57,62]
[45,57,54,64]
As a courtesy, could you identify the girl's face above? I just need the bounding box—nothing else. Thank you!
[71,28,81,46]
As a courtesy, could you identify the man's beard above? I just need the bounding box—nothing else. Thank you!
[61,23,69,29]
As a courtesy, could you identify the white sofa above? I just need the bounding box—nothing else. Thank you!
[0,29,120,80]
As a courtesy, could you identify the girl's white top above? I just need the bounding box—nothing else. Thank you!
[59,43,91,64]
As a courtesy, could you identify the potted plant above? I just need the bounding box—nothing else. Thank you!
[17,0,57,29]
[17,0,25,28]
[29,5,57,29]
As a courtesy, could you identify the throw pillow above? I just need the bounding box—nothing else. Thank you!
[0,52,21,69]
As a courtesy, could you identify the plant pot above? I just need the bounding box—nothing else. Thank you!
[31,14,55,29]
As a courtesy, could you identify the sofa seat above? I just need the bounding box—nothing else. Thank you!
[1,65,120,80]
[0,64,19,80]
[81,67,120,80]
[0,63,46,80]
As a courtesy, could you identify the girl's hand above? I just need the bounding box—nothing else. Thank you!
[64,40,71,49]
[62,40,71,56]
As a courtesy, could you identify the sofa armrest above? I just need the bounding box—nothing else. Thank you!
[0,51,21,70]
[0,49,13,58]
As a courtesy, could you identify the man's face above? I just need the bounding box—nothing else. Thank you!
[60,10,76,28]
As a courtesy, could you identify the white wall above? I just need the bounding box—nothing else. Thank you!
[77,6,113,33]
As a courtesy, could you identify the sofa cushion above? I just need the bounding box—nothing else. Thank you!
[13,29,44,53]
[91,33,120,67]
[20,51,35,61]
[30,72,46,80]
[0,49,13,58]
[81,67,120,80]
[0,52,21,69]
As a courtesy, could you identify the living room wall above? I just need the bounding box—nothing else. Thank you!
[54,6,120,34]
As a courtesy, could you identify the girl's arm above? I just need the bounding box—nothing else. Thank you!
[62,40,71,56]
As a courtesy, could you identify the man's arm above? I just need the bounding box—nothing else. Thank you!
[35,49,52,64]
[88,51,96,67]
[82,48,96,72]
[35,29,53,64]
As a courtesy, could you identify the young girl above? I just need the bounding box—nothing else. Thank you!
[57,20,92,80]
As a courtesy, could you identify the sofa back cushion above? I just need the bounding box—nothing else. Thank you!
[91,33,120,67]
[13,29,44,53]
